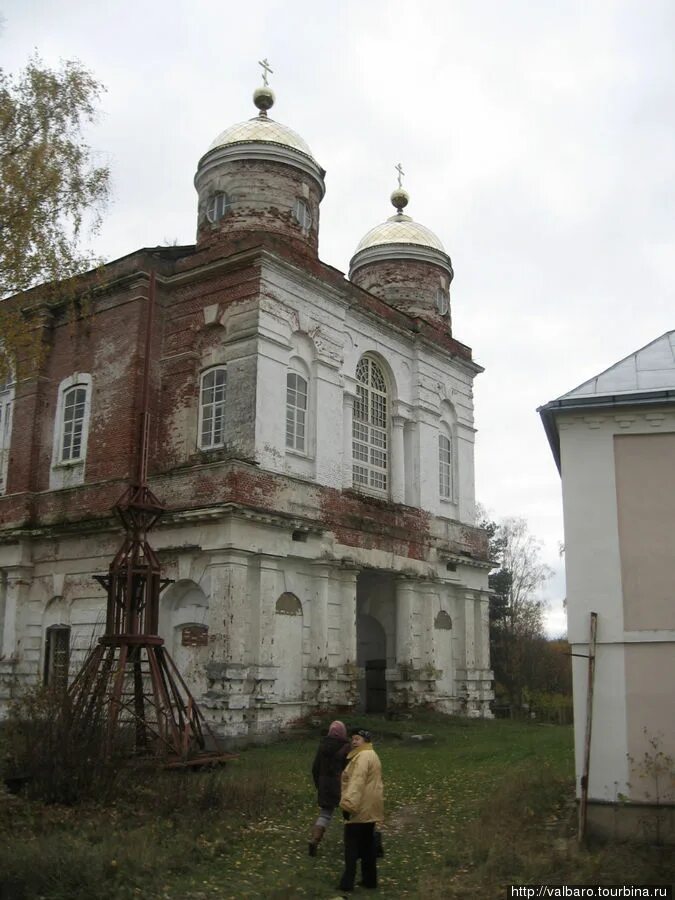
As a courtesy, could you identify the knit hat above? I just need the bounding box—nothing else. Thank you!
[352,728,372,742]
[328,720,348,740]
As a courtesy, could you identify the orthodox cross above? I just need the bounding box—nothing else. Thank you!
[395,162,405,189]
[258,58,273,86]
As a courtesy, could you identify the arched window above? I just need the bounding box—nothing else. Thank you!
[44,624,71,691]
[206,191,229,223]
[293,198,312,230]
[199,367,227,449]
[439,433,453,500]
[353,357,388,493]
[50,374,92,489]
[286,372,308,452]
[61,385,88,461]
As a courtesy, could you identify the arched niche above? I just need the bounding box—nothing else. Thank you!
[276,592,302,616]
[433,608,454,694]
[435,610,453,630]
[158,580,209,698]
[273,592,303,701]
[289,330,316,370]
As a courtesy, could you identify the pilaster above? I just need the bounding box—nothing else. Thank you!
[390,415,406,504]
[342,388,356,489]
[391,575,439,707]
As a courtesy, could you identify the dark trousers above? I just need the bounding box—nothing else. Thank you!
[339,821,377,891]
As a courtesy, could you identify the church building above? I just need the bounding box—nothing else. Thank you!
[0,71,493,737]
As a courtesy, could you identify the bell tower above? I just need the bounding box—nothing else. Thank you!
[194,60,326,256]
[349,166,454,331]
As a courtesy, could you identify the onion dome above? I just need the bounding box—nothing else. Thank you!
[194,62,325,253]
[349,176,454,330]
[353,214,448,256]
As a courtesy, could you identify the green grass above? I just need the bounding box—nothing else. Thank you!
[1,714,673,899]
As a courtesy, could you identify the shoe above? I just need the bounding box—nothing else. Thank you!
[308,823,325,857]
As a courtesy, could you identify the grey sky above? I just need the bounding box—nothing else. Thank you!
[3,1,674,635]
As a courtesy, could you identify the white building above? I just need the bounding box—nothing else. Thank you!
[540,331,675,842]
[0,79,493,738]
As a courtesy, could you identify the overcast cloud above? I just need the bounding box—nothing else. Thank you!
[3,0,674,635]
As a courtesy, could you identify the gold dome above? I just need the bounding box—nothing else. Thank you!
[354,214,446,254]
[207,116,317,161]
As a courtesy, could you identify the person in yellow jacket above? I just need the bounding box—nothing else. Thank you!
[338,728,384,892]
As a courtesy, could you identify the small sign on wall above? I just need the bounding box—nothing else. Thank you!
[181,625,208,647]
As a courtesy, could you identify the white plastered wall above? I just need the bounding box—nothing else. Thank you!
[558,405,675,802]
[254,260,479,526]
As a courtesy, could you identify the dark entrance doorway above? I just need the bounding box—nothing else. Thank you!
[357,612,387,713]
[364,658,387,713]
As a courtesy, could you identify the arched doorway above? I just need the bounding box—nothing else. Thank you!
[357,613,387,713]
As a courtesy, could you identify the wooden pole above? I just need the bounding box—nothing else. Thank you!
[578,611,598,845]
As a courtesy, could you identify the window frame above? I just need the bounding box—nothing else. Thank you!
[43,624,71,692]
[439,432,453,501]
[198,365,227,450]
[52,374,93,469]
[285,370,308,454]
[206,191,230,224]
[292,197,312,231]
[60,385,88,463]
[435,287,450,316]
[352,356,389,496]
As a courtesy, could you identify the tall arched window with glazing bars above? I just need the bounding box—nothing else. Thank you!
[353,357,388,494]
[286,372,308,452]
[199,367,227,449]
[60,385,88,462]
[439,433,453,500]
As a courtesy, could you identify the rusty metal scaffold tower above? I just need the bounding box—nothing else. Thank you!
[68,272,225,764]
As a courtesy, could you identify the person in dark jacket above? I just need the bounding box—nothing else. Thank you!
[308,720,350,856]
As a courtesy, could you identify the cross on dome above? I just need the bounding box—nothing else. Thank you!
[258,58,273,87]
[253,59,276,115]
[391,163,409,214]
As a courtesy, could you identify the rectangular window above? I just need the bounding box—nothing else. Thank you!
[286,373,308,452]
[44,626,71,691]
[439,434,453,500]
[200,367,227,449]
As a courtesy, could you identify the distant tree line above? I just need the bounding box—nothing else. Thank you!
[479,513,572,722]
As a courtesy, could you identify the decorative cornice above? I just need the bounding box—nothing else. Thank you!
[195,141,326,197]
[349,241,452,279]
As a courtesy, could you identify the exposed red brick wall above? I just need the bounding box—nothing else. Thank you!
[352,258,453,333]
[318,487,432,560]
[0,245,480,553]
[195,159,322,256]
